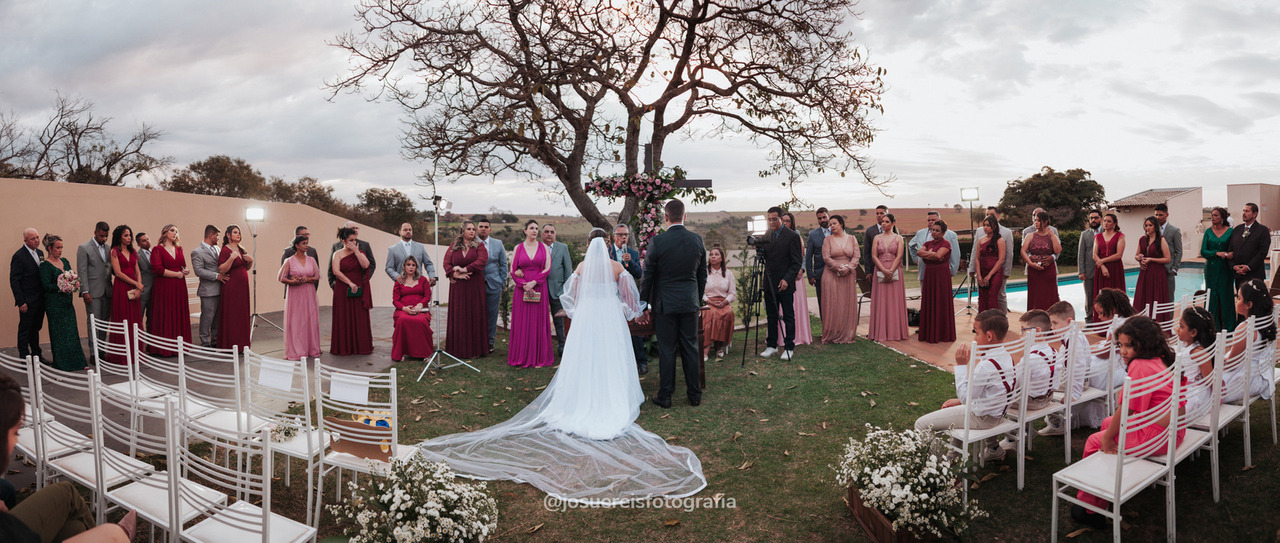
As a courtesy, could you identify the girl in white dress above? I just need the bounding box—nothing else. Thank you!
[1174,306,1217,415]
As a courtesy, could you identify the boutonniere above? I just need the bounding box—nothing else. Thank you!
[1243,228,1251,239]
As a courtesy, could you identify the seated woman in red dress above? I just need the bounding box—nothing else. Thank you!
[391,256,434,362]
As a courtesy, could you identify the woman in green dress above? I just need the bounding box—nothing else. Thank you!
[38,234,86,371]
[1200,206,1235,330]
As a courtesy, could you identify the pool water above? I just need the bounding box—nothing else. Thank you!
[962,267,1210,321]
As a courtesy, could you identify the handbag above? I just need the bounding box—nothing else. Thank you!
[347,284,363,297]
[875,269,899,283]
[523,289,542,303]
[127,288,141,300]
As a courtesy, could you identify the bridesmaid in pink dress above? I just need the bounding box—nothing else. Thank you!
[780,213,813,344]
[509,220,554,368]
[277,235,321,361]
[867,214,908,342]
[108,225,144,364]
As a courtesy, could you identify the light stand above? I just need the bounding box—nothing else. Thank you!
[956,188,980,316]
[245,207,283,339]
[417,195,480,381]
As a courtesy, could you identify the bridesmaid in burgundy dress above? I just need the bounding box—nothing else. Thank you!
[331,226,373,355]
[217,225,253,351]
[1022,211,1062,311]
[918,221,956,343]
[147,224,193,355]
[1132,216,1171,317]
[391,256,434,361]
[975,215,1006,313]
[444,221,489,358]
[108,225,144,364]
[508,220,554,368]
[1092,213,1127,301]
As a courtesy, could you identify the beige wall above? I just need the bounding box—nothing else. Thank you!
[1,178,452,349]
[1111,189,1203,267]
[1227,183,1280,228]
[1114,206,1153,266]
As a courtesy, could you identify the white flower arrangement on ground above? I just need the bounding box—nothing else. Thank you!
[833,424,987,538]
[328,454,498,543]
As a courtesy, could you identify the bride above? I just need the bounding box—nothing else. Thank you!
[417,229,706,503]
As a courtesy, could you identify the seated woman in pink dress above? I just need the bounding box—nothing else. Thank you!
[391,256,434,362]
[867,214,908,342]
[1071,316,1183,529]
[277,235,321,361]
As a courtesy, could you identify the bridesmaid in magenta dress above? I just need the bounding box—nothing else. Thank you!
[1092,213,1127,302]
[975,215,1006,313]
[780,213,813,344]
[277,235,321,361]
[331,226,373,355]
[509,220,554,368]
[918,220,956,344]
[868,214,909,342]
[444,222,490,358]
[147,224,193,356]
[1022,211,1062,311]
[391,256,434,362]
[1132,216,1171,317]
[217,225,253,351]
[108,225,144,364]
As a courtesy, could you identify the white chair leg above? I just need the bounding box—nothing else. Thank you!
[1017,426,1026,490]
[284,455,292,487]
[1050,480,1059,543]
[1270,394,1277,444]
[1211,441,1220,503]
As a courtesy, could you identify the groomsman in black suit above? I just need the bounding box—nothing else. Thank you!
[639,199,707,408]
[1227,202,1270,288]
[10,228,46,363]
[759,206,803,361]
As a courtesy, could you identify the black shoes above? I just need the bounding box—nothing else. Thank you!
[688,397,701,407]
[638,363,648,375]
[1071,505,1107,530]
[651,397,671,409]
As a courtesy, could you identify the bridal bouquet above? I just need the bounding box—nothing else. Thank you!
[328,455,498,543]
[56,270,80,294]
[833,424,987,538]
[266,423,301,444]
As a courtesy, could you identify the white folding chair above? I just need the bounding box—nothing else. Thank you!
[90,315,137,387]
[130,323,183,398]
[93,379,226,536]
[314,363,414,525]
[1051,361,1181,543]
[943,335,1026,500]
[1185,289,1209,310]
[1151,338,1223,503]
[35,364,143,500]
[0,352,48,427]
[244,349,328,527]
[168,403,318,543]
[1080,317,1121,415]
[1044,322,1089,464]
[177,340,269,435]
[1195,319,1256,468]
[1009,326,1072,485]
[1149,299,1180,333]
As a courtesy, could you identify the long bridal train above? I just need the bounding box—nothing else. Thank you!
[417,237,706,503]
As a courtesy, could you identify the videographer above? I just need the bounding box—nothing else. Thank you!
[757,206,803,361]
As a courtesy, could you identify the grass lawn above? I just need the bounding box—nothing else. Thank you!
[280,316,1280,542]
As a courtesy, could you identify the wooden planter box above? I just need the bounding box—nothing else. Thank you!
[846,487,937,543]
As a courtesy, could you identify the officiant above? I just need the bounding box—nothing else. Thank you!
[758,206,803,361]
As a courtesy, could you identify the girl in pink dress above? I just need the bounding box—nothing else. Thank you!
[509,220,554,368]
[867,214,908,342]
[277,235,321,361]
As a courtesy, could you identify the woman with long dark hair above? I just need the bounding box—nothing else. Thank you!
[444,221,489,358]
[1200,206,1235,329]
[278,234,320,360]
[867,213,908,342]
[1223,279,1276,403]
[391,256,434,362]
[509,219,554,367]
[819,215,860,344]
[107,224,144,363]
[1132,216,1170,317]
[702,245,736,360]
[331,226,373,355]
[1092,213,1126,297]
[217,224,253,351]
[975,215,1006,313]
[918,220,955,343]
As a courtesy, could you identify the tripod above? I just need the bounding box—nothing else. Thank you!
[247,222,283,340]
[739,250,777,367]
[417,197,480,381]
[954,270,977,316]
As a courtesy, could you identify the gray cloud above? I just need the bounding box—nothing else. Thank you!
[1109,83,1254,133]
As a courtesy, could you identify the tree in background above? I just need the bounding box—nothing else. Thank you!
[160,155,270,198]
[356,187,420,233]
[996,166,1105,230]
[327,0,887,229]
[0,94,170,185]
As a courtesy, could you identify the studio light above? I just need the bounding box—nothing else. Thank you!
[747,215,769,236]
[245,207,265,222]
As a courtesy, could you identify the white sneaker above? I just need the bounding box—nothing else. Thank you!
[1038,423,1065,436]
[979,446,1007,463]
[998,437,1019,450]
[716,348,726,359]
[780,350,794,361]
[759,347,778,357]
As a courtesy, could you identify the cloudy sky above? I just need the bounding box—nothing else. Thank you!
[2,0,1277,216]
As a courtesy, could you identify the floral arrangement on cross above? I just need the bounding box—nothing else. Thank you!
[585,166,715,254]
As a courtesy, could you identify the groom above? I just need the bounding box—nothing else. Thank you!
[639,199,708,408]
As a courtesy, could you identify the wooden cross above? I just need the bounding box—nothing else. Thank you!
[644,144,712,188]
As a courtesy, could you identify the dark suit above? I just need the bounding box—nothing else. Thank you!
[10,245,45,359]
[762,227,803,350]
[610,243,646,366]
[1229,220,1270,287]
[328,240,376,289]
[640,225,707,404]
[804,227,828,313]
[861,224,881,272]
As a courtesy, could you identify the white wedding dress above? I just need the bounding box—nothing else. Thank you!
[417,238,707,503]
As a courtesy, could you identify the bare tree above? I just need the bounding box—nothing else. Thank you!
[328,0,886,228]
[0,112,32,178]
[7,94,170,185]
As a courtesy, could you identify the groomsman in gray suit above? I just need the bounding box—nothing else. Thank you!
[191,225,227,348]
[385,222,437,284]
[542,224,573,355]
[77,221,113,351]
[1077,209,1101,320]
[136,232,154,325]
[804,207,830,314]
[1154,203,1183,301]
[476,219,508,353]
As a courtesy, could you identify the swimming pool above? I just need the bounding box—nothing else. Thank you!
[961,266,1212,320]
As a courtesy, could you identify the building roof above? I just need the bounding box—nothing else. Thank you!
[1109,187,1199,208]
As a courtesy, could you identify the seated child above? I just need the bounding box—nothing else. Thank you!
[1041,301,1094,435]
[1175,306,1217,415]
[1223,279,1276,404]
[999,310,1055,450]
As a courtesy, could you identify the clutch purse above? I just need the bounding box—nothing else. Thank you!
[875,269,899,283]
[347,285,363,297]
[523,289,542,303]
[127,289,141,300]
